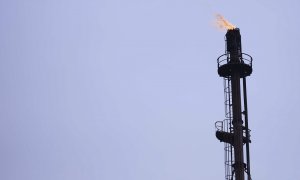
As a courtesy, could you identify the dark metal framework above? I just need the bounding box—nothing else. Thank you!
[215,29,253,180]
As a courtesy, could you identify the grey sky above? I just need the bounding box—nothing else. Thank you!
[1,0,300,179]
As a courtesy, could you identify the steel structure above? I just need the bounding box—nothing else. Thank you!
[215,29,253,180]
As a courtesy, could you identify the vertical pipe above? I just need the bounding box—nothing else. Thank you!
[227,28,245,180]
[231,71,245,180]
[228,78,234,179]
[243,77,251,180]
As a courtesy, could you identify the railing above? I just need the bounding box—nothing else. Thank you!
[215,121,223,131]
[217,53,253,69]
[243,128,251,140]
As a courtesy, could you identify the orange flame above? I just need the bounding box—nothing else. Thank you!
[215,14,236,30]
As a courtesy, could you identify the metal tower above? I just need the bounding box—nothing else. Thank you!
[215,28,253,180]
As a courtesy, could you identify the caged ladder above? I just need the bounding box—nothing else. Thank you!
[215,77,234,180]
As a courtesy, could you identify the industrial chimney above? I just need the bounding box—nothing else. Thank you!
[215,28,253,180]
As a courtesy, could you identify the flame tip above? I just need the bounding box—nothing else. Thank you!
[214,14,236,31]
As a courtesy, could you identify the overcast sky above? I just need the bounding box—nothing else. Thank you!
[1,0,300,180]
